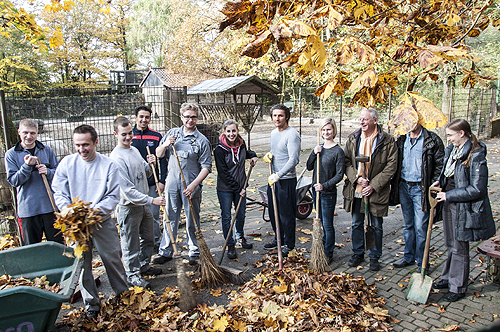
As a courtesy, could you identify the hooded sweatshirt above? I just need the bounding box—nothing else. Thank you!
[214,134,257,192]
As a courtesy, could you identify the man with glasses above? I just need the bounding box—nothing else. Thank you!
[153,103,212,266]
[343,108,397,271]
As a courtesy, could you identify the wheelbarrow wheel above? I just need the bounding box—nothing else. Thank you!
[296,196,313,219]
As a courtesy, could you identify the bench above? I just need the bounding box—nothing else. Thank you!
[477,230,500,283]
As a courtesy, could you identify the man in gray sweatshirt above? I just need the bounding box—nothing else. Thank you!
[110,117,165,289]
[52,124,129,320]
[263,104,301,257]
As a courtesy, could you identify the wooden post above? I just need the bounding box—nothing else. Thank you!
[387,90,392,135]
[448,86,454,123]
[466,86,472,121]
[298,87,302,137]
[339,95,343,145]
[233,90,237,121]
[0,91,12,150]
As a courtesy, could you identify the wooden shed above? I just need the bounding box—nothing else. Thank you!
[139,68,189,127]
[187,75,279,144]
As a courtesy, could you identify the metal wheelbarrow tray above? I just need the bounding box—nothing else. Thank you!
[252,175,313,220]
[0,241,83,332]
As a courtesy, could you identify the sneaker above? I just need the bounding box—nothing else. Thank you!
[128,275,151,289]
[281,245,291,257]
[152,255,172,264]
[227,245,237,259]
[348,254,364,267]
[141,265,162,276]
[85,310,99,320]
[236,237,253,249]
[369,259,380,271]
[326,256,334,265]
[264,239,278,250]
[189,257,198,266]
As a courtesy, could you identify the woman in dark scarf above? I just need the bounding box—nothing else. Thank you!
[431,119,495,302]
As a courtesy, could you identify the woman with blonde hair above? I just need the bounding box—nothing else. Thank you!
[432,119,495,302]
[306,118,345,264]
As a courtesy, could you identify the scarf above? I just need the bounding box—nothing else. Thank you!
[444,143,466,178]
[219,134,242,165]
[355,127,378,195]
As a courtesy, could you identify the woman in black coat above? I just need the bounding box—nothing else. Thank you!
[214,119,258,260]
[432,119,496,302]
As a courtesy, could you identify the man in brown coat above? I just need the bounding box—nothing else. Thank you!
[343,108,398,271]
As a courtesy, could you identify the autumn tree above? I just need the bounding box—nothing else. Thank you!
[0,27,50,90]
[219,0,500,134]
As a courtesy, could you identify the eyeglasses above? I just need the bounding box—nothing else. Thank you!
[182,115,198,120]
[359,118,372,123]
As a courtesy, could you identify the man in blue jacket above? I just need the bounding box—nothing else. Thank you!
[132,105,168,249]
[5,119,63,245]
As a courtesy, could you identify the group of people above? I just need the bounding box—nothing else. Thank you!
[5,103,496,320]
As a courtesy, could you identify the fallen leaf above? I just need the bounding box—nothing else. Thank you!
[435,325,460,331]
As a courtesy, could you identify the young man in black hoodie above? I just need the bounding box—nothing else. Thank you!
[131,106,168,250]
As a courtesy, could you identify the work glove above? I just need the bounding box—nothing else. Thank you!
[263,152,273,163]
[268,173,280,186]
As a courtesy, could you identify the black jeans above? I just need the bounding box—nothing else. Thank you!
[267,178,297,249]
[21,212,63,245]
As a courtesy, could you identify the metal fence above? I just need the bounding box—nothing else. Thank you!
[0,82,498,228]
[279,83,498,142]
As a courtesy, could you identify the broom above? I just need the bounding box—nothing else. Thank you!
[309,130,330,273]
[171,145,243,287]
[147,146,197,311]
[218,164,254,265]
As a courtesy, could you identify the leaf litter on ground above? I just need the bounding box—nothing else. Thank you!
[57,249,395,331]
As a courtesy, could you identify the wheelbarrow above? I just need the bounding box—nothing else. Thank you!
[247,169,314,220]
[0,242,83,332]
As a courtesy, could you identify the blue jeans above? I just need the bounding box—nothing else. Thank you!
[312,190,336,258]
[217,190,246,247]
[399,182,429,267]
[351,198,383,260]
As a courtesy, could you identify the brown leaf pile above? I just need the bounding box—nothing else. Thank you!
[0,274,60,293]
[53,198,102,257]
[0,234,21,251]
[59,250,393,332]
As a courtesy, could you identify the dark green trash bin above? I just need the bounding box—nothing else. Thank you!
[0,242,82,332]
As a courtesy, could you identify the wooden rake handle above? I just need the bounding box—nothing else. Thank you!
[36,157,58,213]
[268,161,283,270]
[171,144,201,233]
[147,146,180,256]
[315,130,320,220]
[219,164,254,265]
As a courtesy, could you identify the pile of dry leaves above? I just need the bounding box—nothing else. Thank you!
[59,250,394,332]
[53,198,102,257]
[0,234,21,251]
[0,274,60,293]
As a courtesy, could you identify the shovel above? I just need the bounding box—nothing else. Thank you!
[406,186,441,304]
[364,196,375,250]
[354,155,375,250]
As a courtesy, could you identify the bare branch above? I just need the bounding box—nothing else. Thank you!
[452,0,492,47]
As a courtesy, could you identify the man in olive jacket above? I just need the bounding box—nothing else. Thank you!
[343,108,398,271]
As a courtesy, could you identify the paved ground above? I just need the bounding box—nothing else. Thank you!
[52,125,500,331]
